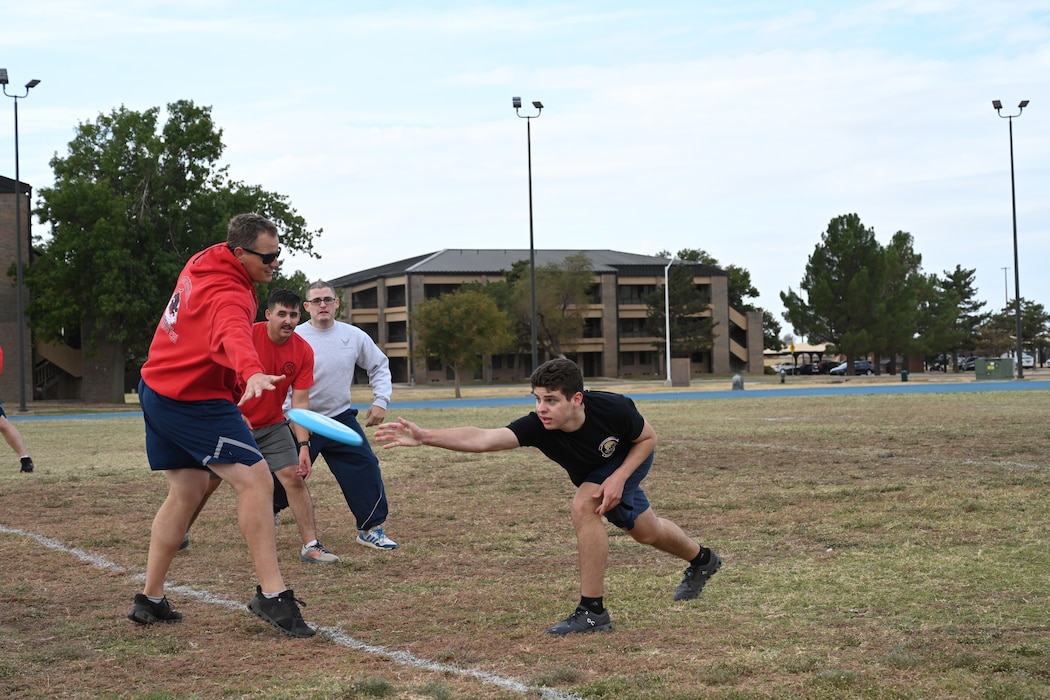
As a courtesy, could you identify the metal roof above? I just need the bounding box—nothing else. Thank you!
[329,249,726,288]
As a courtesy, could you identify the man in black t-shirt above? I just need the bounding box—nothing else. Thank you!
[375,358,721,635]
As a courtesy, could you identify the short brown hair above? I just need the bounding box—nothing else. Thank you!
[530,358,584,398]
[227,213,278,251]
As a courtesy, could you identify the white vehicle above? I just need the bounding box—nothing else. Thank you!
[1000,353,1035,370]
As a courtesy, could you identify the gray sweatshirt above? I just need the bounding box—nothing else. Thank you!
[294,321,392,417]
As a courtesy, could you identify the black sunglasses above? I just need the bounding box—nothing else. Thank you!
[240,246,281,265]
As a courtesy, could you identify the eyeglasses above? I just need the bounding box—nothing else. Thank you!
[241,246,281,265]
[306,296,337,306]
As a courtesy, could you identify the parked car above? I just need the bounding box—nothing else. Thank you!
[829,360,875,376]
[959,356,977,371]
[817,359,841,374]
[998,353,1035,370]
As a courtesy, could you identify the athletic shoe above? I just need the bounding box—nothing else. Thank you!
[19,457,33,473]
[179,533,190,551]
[300,542,340,564]
[674,550,722,601]
[128,594,183,625]
[357,527,398,550]
[545,605,613,635]
[247,586,315,638]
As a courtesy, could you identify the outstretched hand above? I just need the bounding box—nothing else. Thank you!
[238,372,286,406]
[374,417,424,448]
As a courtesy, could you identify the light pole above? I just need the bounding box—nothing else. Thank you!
[664,257,677,384]
[513,97,543,372]
[1,69,41,412]
[992,99,1028,379]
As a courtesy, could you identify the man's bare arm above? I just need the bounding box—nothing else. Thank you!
[374,417,519,453]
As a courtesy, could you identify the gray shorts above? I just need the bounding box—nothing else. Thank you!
[253,421,299,473]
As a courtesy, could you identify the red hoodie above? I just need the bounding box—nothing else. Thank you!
[140,243,265,402]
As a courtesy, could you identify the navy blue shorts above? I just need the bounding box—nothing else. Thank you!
[582,452,653,530]
[139,379,263,471]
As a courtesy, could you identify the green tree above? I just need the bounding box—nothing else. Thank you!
[663,247,781,349]
[940,266,987,368]
[780,213,885,373]
[28,101,320,402]
[871,231,927,373]
[914,272,960,368]
[412,289,514,398]
[980,298,1050,360]
[644,263,716,363]
[513,252,593,359]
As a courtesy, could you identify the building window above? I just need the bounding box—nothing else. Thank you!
[617,284,656,305]
[358,323,379,342]
[616,318,647,338]
[388,321,407,343]
[620,352,635,366]
[586,282,601,304]
[424,283,461,300]
[583,318,602,338]
[386,284,406,308]
[352,288,378,309]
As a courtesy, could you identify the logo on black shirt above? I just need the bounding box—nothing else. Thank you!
[598,436,619,458]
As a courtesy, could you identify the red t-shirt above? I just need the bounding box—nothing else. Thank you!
[238,322,315,429]
[140,244,265,401]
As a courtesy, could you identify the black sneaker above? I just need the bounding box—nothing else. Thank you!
[19,457,33,473]
[247,586,315,638]
[545,605,613,635]
[178,533,190,551]
[128,594,183,625]
[674,549,722,601]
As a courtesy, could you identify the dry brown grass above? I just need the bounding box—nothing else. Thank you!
[2,385,1049,699]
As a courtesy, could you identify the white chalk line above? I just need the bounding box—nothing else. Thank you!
[0,524,583,700]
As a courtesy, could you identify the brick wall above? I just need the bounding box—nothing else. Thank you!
[0,180,33,408]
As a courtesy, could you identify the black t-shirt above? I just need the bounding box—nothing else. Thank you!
[507,391,645,485]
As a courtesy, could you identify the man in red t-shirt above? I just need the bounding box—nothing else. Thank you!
[0,345,34,473]
[185,289,340,564]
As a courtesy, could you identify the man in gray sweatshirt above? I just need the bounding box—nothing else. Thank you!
[279,279,398,550]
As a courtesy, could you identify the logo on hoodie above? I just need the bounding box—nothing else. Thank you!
[161,276,193,343]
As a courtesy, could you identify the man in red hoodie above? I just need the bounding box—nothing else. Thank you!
[128,213,313,637]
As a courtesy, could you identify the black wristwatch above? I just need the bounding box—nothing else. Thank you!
[297,440,311,449]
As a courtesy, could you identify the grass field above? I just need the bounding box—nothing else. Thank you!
[1,385,1049,699]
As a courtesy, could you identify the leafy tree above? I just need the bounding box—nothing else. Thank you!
[412,289,514,398]
[761,310,784,352]
[512,252,593,359]
[978,298,1050,360]
[28,101,320,402]
[662,247,781,349]
[781,213,885,373]
[644,263,716,362]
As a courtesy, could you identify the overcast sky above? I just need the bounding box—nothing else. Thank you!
[3,1,1048,339]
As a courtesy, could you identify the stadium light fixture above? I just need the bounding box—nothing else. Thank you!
[2,70,41,412]
[512,96,544,372]
[992,98,1029,379]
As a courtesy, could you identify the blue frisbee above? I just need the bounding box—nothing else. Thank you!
[286,408,364,446]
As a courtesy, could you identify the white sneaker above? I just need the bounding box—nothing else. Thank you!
[356,526,398,550]
[300,542,341,564]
